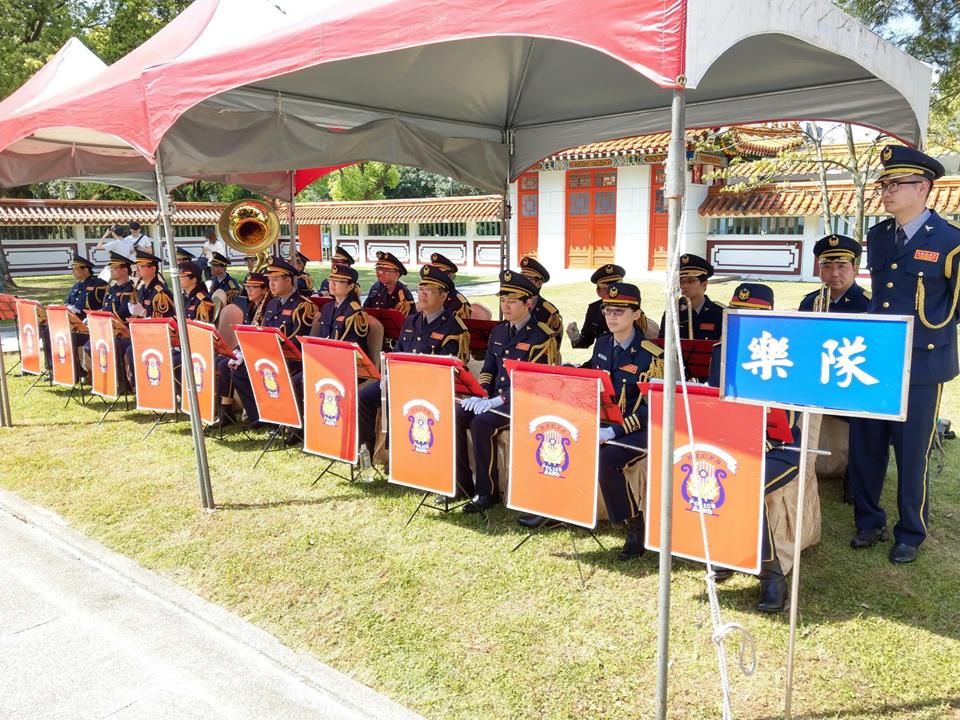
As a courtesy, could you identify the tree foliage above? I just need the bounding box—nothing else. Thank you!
[837,1,960,150]
[328,162,400,201]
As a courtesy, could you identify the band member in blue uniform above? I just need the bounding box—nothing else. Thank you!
[294,250,315,294]
[229,256,317,428]
[848,145,960,565]
[659,253,724,341]
[175,247,196,264]
[566,263,625,350]
[121,249,175,388]
[708,283,800,612]
[798,234,870,313]
[41,254,107,372]
[81,252,136,381]
[356,265,468,456]
[520,255,564,350]
[209,251,242,302]
[428,252,471,320]
[457,270,559,512]
[363,251,413,316]
[318,245,356,297]
[178,261,215,323]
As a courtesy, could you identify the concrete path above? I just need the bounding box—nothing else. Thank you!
[0,489,425,720]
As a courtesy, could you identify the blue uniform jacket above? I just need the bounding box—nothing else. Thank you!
[532,294,563,349]
[798,282,870,313]
[211,273,242,302]
[659,295,724,341]
[313,297,370,358]
[66,277,108,320]
[444,290,471,320]
[395,309,468,360]
[588,331,664,437]
[260,291,317,346]
[101,280,136,324]
[138,277,175,318]
[572,299,607,349]
[866,211,960,384]
[478,314,557,401]
[183,286,215,322]
[364,280,413,316]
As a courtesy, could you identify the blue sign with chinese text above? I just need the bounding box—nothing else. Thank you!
[721,310,913,420]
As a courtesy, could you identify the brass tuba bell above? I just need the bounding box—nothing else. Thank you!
[217,198,280,270]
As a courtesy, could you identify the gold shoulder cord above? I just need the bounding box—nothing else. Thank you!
[396,294,411,317]
[153,291,171,318]
[916,246,960,330]
[343,309,369,339]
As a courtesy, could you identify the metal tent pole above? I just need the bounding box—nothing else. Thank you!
[0,342,11,426]
[155,155,215,509]
[499,191,510,273]
[288,171,299,265]
[654,87,686,720]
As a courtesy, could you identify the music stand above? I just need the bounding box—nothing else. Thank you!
[364,308,405,341]
[651,338,716,380]
[131,318,183,438]
[303,336,380,380]
[187,320,239,440]
[464,318,496,358]
[308,295,333,311]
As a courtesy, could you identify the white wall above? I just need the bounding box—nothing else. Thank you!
[537,170,566,272]
[682,181,710,257]
[614,165,650,273]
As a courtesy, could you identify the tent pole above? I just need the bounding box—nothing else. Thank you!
[654,86,686,720]
[155,154,215,510]
[288,171,298,265]
[499,191,510,273]
[784,410,811,719]
[0,340,11,426]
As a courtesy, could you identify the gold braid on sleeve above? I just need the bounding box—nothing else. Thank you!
[916,247,960,329]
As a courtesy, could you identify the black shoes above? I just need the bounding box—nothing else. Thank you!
[617,515,646,561]
[710,568,735,584]
[283,428,303,447]
[850,526,889,549]
[463,495,495,514]
[756,574,787,613]
[889,542,919,564]
[517,514,562,529]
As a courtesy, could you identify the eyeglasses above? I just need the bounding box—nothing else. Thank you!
[873,180,925,196]
[601,306,628,317]
[416,287,438,295]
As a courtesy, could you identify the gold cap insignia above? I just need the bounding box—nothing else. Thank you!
[423,266,431,275]
[829,236,839,246]
[739,289,751,300]
[521,257,529,267]
[605,265,613,272]
[882,146,893,162]
[431,253,438,262]
[681,255,690,264]
[504,271,512,281]
[608,286,619,297]
[377,251,385,259]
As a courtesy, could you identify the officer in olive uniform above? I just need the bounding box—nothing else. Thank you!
[798,234,870,313]
[519,255,564,351]
[659,254,724,341]
[41,254,107,372]
[428,252,471,320]
[363,251,414,315]
[228,256,317,427]
[318,246,356,297]
[356,265,468,456]
[121,249,175,388]
[294,250,315,294]
[566,263,625,350]
[81,252,136,380]
[848,145,960,565]
[708,283,800,612]
[457,270,559,512]
[209,251,242,302]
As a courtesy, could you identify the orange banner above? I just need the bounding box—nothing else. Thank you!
[15,299,42,375]
[46,306,76,387]
[508,370,600,528]
[87,311,118,399]
[130,320,176,413]
[387,357,457,496]
[302,337,358,463]
[180,321,217,424]
[235,328,301,428]
[645,389,766,574]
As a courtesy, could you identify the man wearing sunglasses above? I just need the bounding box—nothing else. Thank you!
[848,145,960,565]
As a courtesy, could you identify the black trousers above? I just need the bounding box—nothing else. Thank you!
[597,429,647,523]
[454,404,511,498]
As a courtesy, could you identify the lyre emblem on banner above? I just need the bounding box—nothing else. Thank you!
[315,378,345,426]
[402,398,439,454]
[95,339,110,374]
[54,332,68,365]
[190,353,206,393]
[674,444,736,516]
[23,324,35,354]
[254,358,281,399]
[529,415,579,478]
[141,348,163,386]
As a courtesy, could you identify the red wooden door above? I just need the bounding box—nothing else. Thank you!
[648,164,669,270]
[565,169,617,268]
[517,173,539,263]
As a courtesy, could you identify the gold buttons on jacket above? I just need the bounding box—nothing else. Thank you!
[928,343,935,350]
[886,282,893,288]
[918,271,924,277]
[882,302,890,308]
[891,263,898,269]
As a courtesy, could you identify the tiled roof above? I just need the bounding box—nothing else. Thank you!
[545,129,713,160]
[720,123,806,157]
[722,143,883,181]
[699,177,960,217]
[293,195,502,223]
[0,199,223,225]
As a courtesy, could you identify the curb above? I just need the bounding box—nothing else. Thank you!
[0,487,426,720]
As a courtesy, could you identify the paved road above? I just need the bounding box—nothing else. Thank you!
[0,489,425,720]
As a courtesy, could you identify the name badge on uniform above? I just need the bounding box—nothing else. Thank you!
[431,332,444,340]
[700,323,715,331]
[914,249,939,262]
[620,364,638,374]
[282,309,293,316]
[85,285,95,290]
[336,315,345,321]
[517,342,530,351]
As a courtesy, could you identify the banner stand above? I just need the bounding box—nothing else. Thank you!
[403,478,475,528]
[97,390,132,426]
[22,368,50,396]
[141,406,183,441]
[510,524,607,588]
[311,459,359,487]
[252,426,294,469]
[63,379,89,409]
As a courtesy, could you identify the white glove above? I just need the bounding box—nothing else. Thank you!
[475,395,505,414]
[599,426,616,443]
[228,348,244,369]
[460,396,481,412]
[65,304,78,314]
[128,301,146,317]
[566,321,581,342]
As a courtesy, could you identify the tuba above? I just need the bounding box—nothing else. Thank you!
[217,199,280,272]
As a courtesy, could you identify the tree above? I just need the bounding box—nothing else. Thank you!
[329,162,400,201]
[837,1,960,149]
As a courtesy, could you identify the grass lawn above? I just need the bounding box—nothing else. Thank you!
[1,275,958,719]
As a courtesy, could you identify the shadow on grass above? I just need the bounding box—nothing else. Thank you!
[755,696,958,720]
[216,493,358,511]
